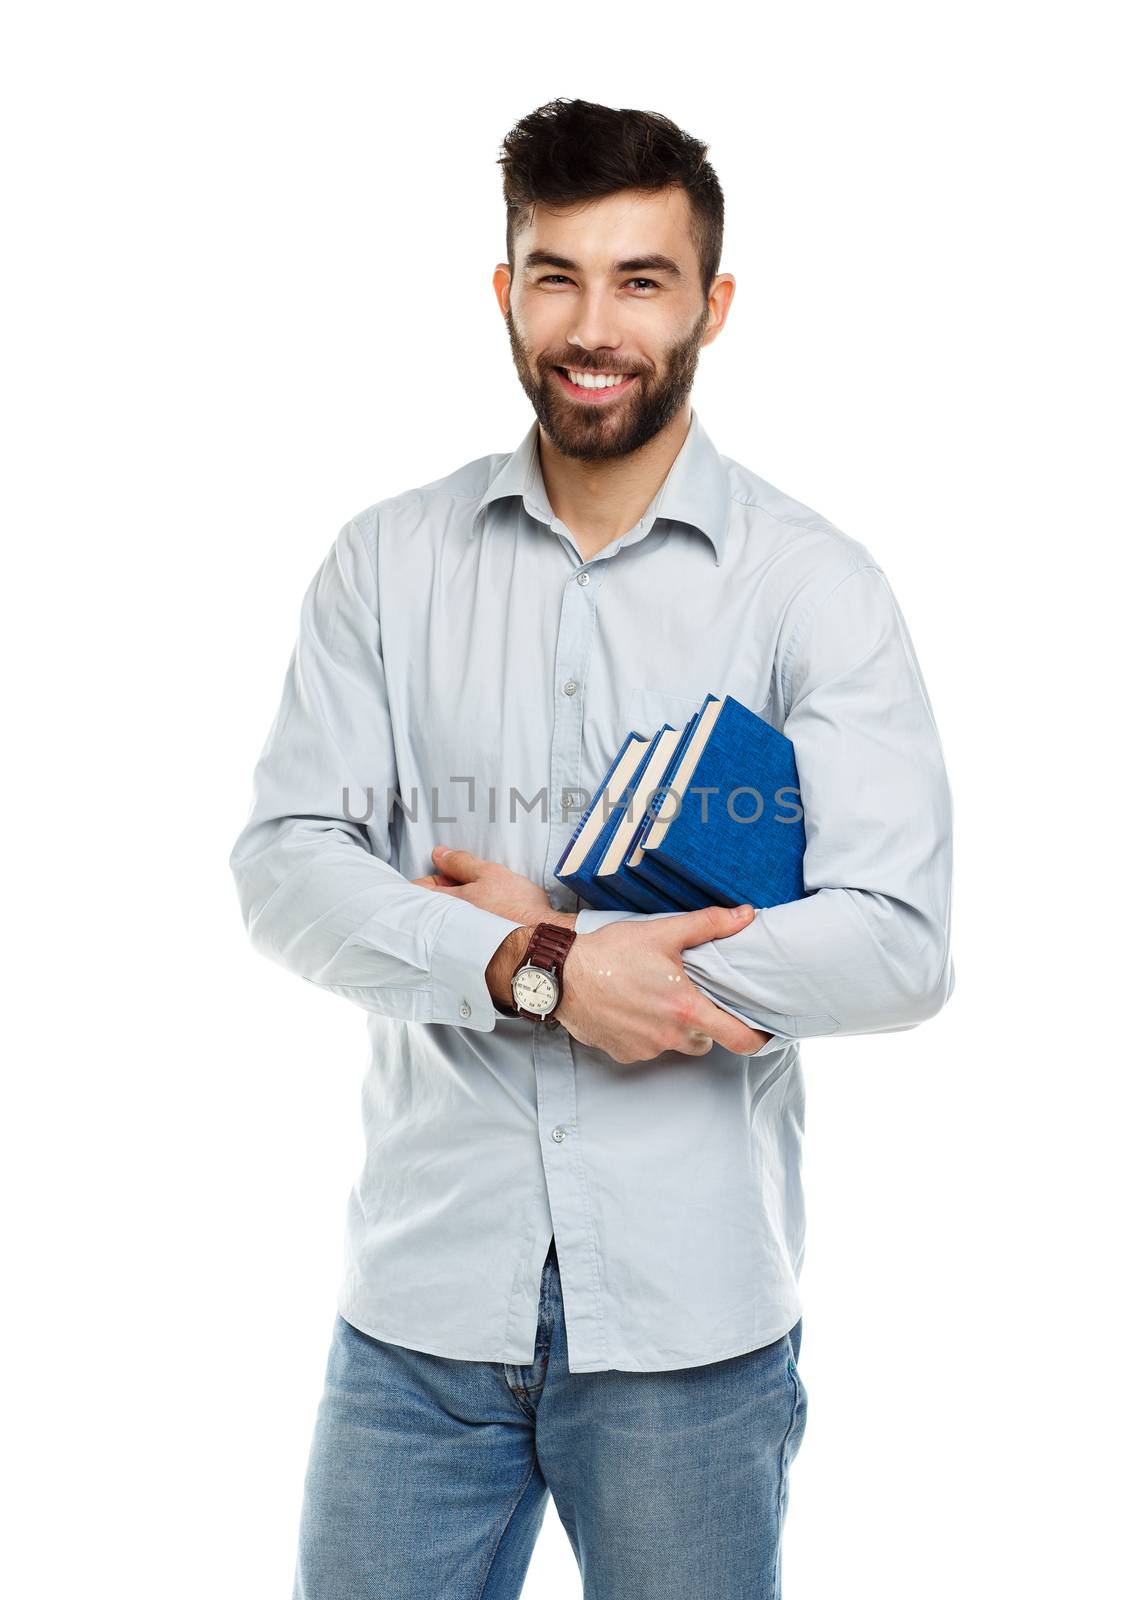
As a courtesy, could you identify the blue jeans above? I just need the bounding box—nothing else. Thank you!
[293,1239,807,1599]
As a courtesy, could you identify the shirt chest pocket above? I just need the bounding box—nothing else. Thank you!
[618,681,775,743]
[619,684,708,741]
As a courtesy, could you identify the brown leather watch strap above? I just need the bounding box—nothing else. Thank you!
[503,920,577,1024]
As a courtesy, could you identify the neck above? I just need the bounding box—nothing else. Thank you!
[537,404,693,561]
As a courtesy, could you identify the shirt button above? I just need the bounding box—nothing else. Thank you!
[576,571,590,585]
[551,1125,567,1143]
[459,1002,471,1018]
[562,679,578,696]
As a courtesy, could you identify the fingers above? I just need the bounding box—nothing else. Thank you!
[432,845,476,876]
[681,995,767,1058]
[662,902,756,949]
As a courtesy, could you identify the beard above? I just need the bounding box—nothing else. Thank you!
[504,301,710,462]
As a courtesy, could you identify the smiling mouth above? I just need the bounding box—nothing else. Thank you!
[553,367,640,402]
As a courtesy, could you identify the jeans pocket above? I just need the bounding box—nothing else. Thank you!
[783,1347,808,1467]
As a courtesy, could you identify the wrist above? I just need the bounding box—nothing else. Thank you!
[487,925,534,1007]
[485,914,578,1011]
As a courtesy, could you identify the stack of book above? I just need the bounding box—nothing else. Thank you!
[555,692,809,914]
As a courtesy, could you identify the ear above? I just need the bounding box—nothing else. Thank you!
[492,263,512,318]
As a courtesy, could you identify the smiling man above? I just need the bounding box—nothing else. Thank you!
[230,97,955,1600]
[502,187,716,489]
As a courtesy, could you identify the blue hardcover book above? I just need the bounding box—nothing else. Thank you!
[554,729,660,911]
[616,703,715,909]
[585,721,691,913]
[628,694,807,911]
[556,730,642,871]
[605,850,689,913]
[608,709,704,912]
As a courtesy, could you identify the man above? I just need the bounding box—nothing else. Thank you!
[230,97,955,1600]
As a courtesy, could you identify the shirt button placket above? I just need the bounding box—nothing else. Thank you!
[534,1021,606,1369]
[543,563,595,884]
[530,556,607,1369]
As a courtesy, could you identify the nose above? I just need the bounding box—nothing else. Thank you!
[566,286,625,359]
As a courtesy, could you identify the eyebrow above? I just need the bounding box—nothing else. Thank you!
[522,249,684,279]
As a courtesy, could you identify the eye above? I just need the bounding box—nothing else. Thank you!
[536,275,660,293]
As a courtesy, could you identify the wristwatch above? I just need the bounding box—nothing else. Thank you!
[501,921,577,1026]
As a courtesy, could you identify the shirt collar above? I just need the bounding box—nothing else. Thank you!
[470,407,730,568]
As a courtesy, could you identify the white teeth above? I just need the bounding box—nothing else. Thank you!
[565,369,631,390]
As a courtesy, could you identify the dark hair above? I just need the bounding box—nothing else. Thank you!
[496,98,724,301]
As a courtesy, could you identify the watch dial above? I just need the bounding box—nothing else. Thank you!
[514,967,557,1014]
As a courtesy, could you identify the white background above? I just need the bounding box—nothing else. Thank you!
[3,3,1133,1596]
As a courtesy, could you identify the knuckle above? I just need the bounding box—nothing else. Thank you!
[671,993,699,1029]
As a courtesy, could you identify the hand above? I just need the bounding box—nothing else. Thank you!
[558,905,773,1062]
[411,846,557,926]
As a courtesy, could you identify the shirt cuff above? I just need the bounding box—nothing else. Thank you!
[429,898,529,1031]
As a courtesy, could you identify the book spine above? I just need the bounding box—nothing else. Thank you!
[565,868,649,914]
[627,852,709,911]
[609,863,689,913]
[650,835,804,911]
[651,847,740,907]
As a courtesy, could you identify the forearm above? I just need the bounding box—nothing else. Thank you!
[231,815,529,1029]
[229,515,528,1032]
[576,891,953,1040]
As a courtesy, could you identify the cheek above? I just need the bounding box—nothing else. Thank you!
[515,298,568,345]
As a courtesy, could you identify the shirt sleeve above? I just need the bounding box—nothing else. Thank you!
[228,516,528,1031]
[574,563,956,1041]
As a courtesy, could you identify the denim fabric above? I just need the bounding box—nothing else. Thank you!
[293,1239,808,1600]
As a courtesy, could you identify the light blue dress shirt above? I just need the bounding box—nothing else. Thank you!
[229,408,955,1373]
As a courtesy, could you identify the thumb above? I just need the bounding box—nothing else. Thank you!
[431,844,480,878]
[670,902,755,949]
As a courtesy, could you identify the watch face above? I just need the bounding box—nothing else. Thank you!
[513,965,558,1015]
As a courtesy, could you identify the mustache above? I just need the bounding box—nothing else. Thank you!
[544,359,646,377]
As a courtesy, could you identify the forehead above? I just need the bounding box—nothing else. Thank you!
[515,187,696,269]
